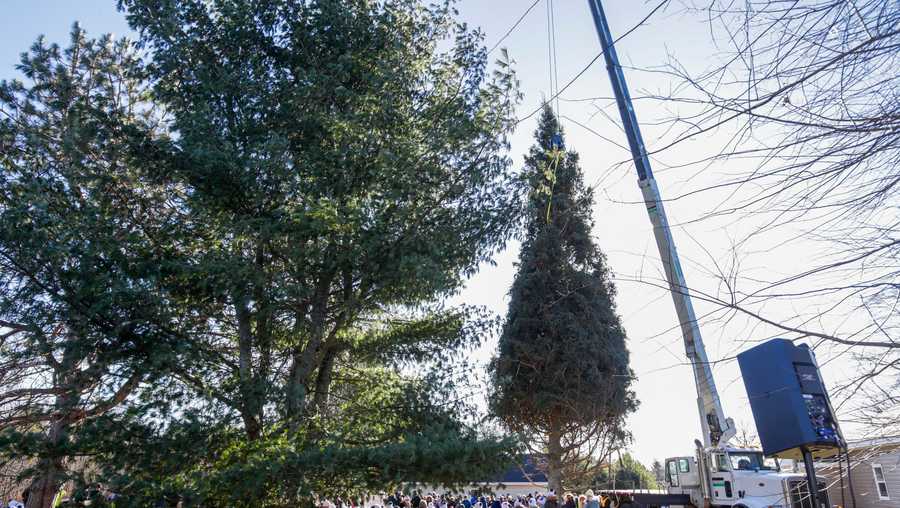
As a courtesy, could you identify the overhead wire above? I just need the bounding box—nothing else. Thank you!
[516,0,671,126]
[487,0,543,55]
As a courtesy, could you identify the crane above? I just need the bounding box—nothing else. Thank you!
[584,0,736,450]
[576,5,833,508]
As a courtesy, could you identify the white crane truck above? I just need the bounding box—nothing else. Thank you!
[583,2,830,508]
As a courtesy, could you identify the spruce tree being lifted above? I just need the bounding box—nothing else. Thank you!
[491,107,637,493]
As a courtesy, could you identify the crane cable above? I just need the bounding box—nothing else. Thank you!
[548,0,561,122]
[517,0,671,126]
[544,0,565,223]
[523,0,671,223]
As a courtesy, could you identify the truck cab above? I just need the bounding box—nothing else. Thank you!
[664,448,829,508]
[665,456,700,496]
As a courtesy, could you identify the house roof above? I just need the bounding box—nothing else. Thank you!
[493,456,548,484]
[846,435,900,450]
[816,435,900,468]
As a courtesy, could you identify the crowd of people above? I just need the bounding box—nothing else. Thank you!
[6,488,606,507]
[323,490,605,508]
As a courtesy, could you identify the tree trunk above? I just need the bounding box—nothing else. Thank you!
[312,346,337,416]
[234,292,262,440]
[547,421,564,494]
[25,461,62,508]
[285,270,335,429]
[27,352,81,508]
[26,418,67,508]
[285,335,319,429]
[240,409,262,441]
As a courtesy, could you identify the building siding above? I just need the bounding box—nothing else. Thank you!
[826,452,900,508]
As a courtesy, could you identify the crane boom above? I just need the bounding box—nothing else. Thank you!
[585,0,735,448]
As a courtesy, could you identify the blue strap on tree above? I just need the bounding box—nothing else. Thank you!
[551,132,564,150]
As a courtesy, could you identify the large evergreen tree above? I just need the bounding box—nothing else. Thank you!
[491,107,637,493]
[2,0,527,504]
[134,0,524,502]
[0,27,189,508]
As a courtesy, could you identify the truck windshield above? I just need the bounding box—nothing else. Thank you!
[729,452,776,471]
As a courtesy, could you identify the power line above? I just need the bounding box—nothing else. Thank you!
[516,0,671,125]
[562,114,629,152]
[487,0,543,55]
[521,52,605,125]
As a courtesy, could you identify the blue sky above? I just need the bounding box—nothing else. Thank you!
[1,0,861,467]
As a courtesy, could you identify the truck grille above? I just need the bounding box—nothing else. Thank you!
[787,479,828,508]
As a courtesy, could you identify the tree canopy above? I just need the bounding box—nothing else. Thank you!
[0,26,189,508]
[490,107,636,493]
[0,0,527,505]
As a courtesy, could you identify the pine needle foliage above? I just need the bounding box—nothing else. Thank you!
[1,0,527,504]
[490,106,637,492]
[0,25,188,507]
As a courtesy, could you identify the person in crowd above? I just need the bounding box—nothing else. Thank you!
[563,493,576,508]
[583,491,599,508]
[543,493,559,508]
